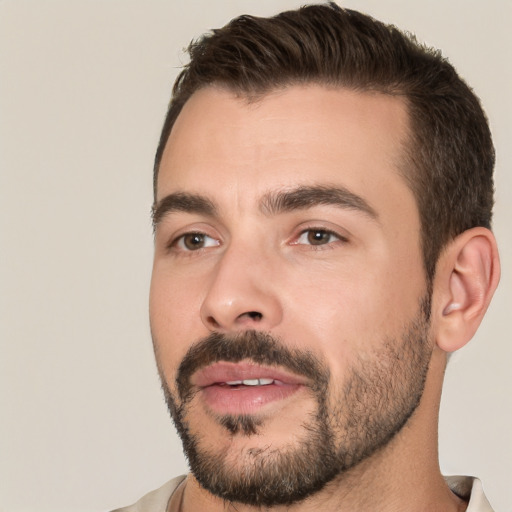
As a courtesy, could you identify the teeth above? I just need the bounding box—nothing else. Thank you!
[243,379,261,386]
[225,378,274,386]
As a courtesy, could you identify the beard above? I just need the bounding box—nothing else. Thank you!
[155,295,433,507]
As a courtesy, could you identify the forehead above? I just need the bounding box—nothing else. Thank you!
[157,85,414,219]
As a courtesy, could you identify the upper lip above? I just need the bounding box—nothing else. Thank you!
[191,361,308,388]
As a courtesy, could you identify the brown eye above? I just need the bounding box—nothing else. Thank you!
[183,233,206,250]
[296,229,339,246]
[176,233,219,251]
[307,230,332,245]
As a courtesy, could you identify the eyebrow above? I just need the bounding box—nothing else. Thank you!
[260,185,378,220]
[152,192,217,227]
[152,184,378,227]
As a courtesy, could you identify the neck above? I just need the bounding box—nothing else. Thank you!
[181,349,466,512]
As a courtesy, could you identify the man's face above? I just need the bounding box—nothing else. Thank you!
[150,85,433,505]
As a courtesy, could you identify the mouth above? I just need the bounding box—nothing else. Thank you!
[191,361,307,415]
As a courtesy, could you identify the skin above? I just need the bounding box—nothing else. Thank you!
[149,85,499,511]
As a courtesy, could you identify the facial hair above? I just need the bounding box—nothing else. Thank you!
[155,295,433,507]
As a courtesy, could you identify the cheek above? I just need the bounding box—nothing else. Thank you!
[283,256,424,365]
[149,264,206,376]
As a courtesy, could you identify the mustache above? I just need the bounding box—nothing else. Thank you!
[176,330,329,402]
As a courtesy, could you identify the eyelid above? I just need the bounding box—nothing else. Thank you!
[174,232,220,251]
[168,230,220,253]
[296,229,340,245]
[162,222,223,253]
[290,223,350,246]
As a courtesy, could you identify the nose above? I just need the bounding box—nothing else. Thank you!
[200,243,283,333]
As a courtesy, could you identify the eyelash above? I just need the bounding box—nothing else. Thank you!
[167,226,347,254]
[293,227,348,249]
[168,232,219,252]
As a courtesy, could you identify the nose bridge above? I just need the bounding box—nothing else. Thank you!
[200,235,282,332]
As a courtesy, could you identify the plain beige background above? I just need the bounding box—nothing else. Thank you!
[0,1,510,511]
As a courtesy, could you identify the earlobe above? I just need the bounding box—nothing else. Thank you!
[434,227,500,353]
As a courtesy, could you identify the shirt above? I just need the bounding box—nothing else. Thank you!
[110,474,494,512]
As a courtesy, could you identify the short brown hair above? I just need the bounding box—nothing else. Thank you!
[153,2,495,281]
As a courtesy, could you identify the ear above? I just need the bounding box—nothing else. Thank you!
[433,227,500,353]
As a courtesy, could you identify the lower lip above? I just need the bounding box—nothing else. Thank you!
[200,382,303,415]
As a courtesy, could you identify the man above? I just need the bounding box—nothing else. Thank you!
[114,2,500,511]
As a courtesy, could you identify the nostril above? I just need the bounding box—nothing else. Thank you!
[246,311,263,321]
[205,311,263,330]
[206,316,221,328]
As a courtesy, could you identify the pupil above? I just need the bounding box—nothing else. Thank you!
[185,233,204,250]
[308,230,329,245]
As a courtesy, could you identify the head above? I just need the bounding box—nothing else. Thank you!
[149,2,499,508]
